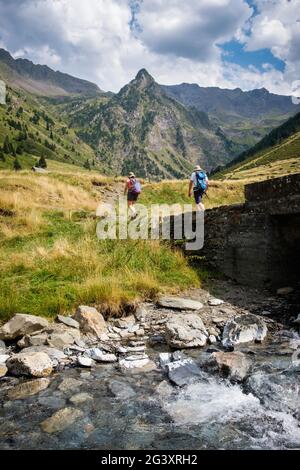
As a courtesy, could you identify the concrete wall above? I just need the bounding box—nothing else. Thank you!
[171,174,300,289]
[201,174,300,288]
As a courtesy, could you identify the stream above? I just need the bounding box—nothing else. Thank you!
[0,332,299,450]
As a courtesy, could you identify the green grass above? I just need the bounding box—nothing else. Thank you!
[0,167,247,322]
[0,170,202,322]
[141,180,245,209]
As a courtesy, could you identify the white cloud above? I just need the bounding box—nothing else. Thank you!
[136,0,252,61]
[245,0,300,91]
[0,0,298,95]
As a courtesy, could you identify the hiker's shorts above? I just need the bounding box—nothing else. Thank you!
[193,189,203,204]
[127,191,139,202]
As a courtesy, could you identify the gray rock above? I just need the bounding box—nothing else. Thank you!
[0,314,49,341]
[208,298,224,306]
[40,407,84,433]
[158,296,203,311]
[109,380,136,400]
[38,396,66,409]
[85,348,117,363]
[165,313,208,348]
[74,306,107,338]
[134,306,149,321]
[0,340,6,350]
[69,393,93,405]
[119,357,156,372]
[114,315,135,329]
[205,351,251,382]
[222,314,267,349]
[17,333,48,349]
[77,356,93,368]
[7,352,53,377]
[126,345,146,353]
[166,355,203,386]
[57,315,79,329]
[7,378,50,400]
[22,346,67,364]
[47,330,79,349]
[58,378,83,392]
[125,354,148,361]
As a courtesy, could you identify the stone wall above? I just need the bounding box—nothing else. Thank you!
[171,174,300,289]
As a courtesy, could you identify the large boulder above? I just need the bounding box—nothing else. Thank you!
[74,306,107,338]
[165,313,208,348]
[6,352,53,377]
[46,328,80,349]
[0,314,49,341]
[222,314,267,349]
[205,351,251,382]
[158,296,203,311]
[21,346,67,364]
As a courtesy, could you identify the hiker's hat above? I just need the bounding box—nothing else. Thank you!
[128,172,135,178]
[194,165,202,171]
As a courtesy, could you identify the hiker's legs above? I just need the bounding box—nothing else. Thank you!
[128,201,136,217]
[127,193,139,218]
[194,190,205,211]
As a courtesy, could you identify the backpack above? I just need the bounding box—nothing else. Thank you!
[130,178,142,194]
[194,171,207,192]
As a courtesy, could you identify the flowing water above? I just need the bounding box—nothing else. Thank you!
[0,334,299,450]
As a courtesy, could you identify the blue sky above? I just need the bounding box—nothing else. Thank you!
[221,40,286,72]
[0,0,299,96]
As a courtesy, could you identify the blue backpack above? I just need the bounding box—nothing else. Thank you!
[131,178,142,194]
[194,171,207,193]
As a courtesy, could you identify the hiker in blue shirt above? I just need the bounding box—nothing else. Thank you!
[188,165,209,211]
[124,172,142,219]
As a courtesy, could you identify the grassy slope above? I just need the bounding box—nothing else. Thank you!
[215,114,300,183]
[0,163,245,321]
[0,86,99,171]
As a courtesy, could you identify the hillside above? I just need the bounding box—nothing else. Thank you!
[0,48,102,97]
[0,164,245,319]
[163,83,300,154]
[0,85,100,171]
[62,69,235,179]
[213,111,300,182]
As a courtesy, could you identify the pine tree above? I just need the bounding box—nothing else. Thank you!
[38,155,47,169]
[84,159,91,170]
[3,136,11,154]
[0,150,5,162]
[13,158,22,171]
[16,143,24,155]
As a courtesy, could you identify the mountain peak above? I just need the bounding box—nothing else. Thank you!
[134,69,155,87]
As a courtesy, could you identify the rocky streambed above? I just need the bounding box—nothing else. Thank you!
[0,282,299,450]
